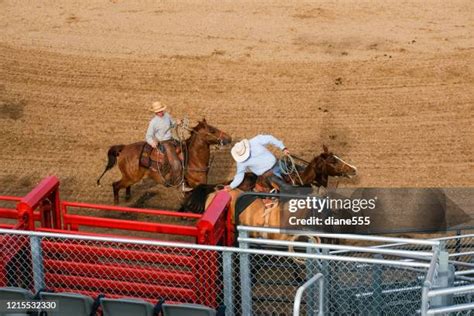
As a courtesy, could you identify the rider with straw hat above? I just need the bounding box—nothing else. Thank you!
[145,101,183,185]
[224,135,290,190]
[145,101,181,146]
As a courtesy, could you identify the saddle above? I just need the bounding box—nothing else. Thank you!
[139,142,184,173]
[254,170,280,193]
[253,164,311,209]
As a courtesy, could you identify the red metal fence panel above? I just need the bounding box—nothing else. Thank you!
[0,176,231,308]
[0,176,231,245]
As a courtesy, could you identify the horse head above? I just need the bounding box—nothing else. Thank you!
[192,118,232,146]
[305,145,357,187]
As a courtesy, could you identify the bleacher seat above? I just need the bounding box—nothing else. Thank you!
[39,292,94,316]
[162,303,216,316]
[101,298,155,316]
[0,287,34,316]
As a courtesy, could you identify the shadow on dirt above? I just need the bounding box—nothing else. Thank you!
[0,99,25,120]
[131,191,157,209]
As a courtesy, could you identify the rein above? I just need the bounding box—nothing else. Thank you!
[289,154,311,165]
[185,153,214,173]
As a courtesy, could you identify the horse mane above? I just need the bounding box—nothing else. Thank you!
[300,155,328,187]
[180,172,257,214]
[299,156,317,184]
[185,121,205,146]
[313,155,329,187]
[179,183,216,213]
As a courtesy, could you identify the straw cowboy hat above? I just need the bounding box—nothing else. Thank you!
[231,139,250,162]
[149,101,167,113]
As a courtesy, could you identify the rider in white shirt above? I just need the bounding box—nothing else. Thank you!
[225,135,290,190]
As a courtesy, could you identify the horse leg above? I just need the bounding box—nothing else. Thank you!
[114,143,147,204]
[112,181,122,204]
[113,178,133,204]
[125,186,132,201]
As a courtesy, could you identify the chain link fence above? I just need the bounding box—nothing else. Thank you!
[2,228,474,315]
[236,251,428,315]
[236,228,435,316]
[329,230,474,315]
[0,232,223,308]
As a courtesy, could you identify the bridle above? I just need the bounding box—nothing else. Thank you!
[180,124,227,148]
[287,153,342,188]
[312,154,357,188]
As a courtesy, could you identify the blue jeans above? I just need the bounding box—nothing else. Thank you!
[271,163,283,179]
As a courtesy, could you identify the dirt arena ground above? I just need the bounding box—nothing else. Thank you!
[1,1,473,211]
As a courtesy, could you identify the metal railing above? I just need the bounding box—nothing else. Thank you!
[293,273,324,316]
[1,226,473,315]
[426,284,474,315]
[237,225,440,246]
[0,176,232,245]
[238,225,474,315]
[237,226,441,315]
[0,228,439,316]
[421,247,441,315]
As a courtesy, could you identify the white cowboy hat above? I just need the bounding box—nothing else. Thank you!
[231,139,250,162]
[149,101,167,113]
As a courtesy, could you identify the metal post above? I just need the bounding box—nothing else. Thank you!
[421,280,432,316]
[421,244,439,316]
[431,242,453,308]
[239,230,252,315]
[319,279,324,316]
[293,274,324,316]
[223,252,234,316]
[320,248,329,315]
[30,236,44,292]
[305,246,317,316]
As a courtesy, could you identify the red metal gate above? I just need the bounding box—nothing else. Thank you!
[0,176,231,308]
[0,176,231,245]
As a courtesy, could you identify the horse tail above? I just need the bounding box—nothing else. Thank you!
[96,145,125,186]
[179,184,217,214]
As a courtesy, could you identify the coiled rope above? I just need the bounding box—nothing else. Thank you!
[278,155,304,186]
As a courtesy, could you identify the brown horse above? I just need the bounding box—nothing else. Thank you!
[286,144,357,188]
[196,147,357,250]
[97,119,232,204]
[206,189,288,239]
[181,145,357,214]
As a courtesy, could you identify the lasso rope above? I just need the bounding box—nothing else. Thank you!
[279,155,304,186]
